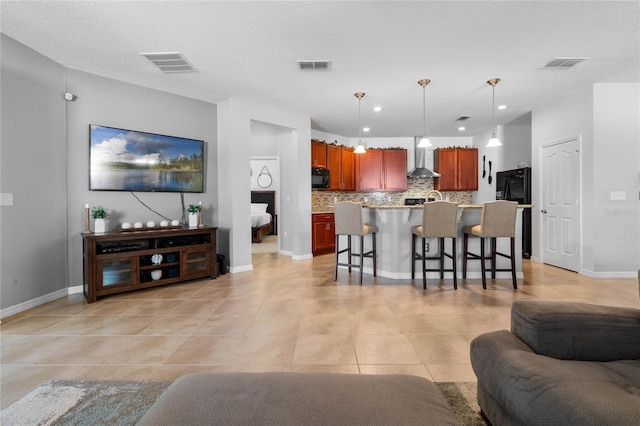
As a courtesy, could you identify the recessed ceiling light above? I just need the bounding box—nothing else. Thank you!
[497,105,507,110]
[373,106,382,112]
[362,127,370,132]
[458,126,466,131]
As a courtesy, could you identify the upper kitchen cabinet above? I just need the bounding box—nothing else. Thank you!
[356,149,407,192]
[311,141,327,168]
[434,148,478,191]
[327,145,355,191]
[382,149,408,191]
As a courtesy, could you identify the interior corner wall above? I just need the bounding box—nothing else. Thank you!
[217,97,311,272]
[531,85,593,270]
[65,69,218,287]
[592,83,640,273]
[1,34,68,310]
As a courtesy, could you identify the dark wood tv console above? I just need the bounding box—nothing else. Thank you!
[82,226,218,303]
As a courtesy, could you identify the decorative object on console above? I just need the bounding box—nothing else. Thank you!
[91,206,109,234]
[354,92,366,154]
[486,78,502,147]
[83,204,91,234]
[147,221,156,228]
[187,203,201,228]
[150,253,163,280]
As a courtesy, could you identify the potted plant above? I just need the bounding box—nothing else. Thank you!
[91,206,109,233]
[187,203,201,227]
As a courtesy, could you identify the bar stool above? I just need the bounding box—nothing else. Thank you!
[334,202,377,285]
[411,201,459,290]
[462,200,518,289]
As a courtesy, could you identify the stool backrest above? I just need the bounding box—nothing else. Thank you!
[421,201,459,237]
[480,200,518,237]
[334,201,364,236]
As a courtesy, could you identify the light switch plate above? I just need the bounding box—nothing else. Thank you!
[610,191,626,201]
[0,193,13,206]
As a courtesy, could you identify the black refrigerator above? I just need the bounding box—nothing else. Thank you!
[496,167,531,259]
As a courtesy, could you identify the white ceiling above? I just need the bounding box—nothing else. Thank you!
[2,1,638,138]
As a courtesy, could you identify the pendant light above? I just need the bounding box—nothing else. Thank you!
[417,79,432,148]
[354,92,366,154]
[486,78,502,147]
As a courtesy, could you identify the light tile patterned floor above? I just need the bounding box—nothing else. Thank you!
[1,254,638,408]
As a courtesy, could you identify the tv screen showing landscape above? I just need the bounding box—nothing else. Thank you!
[90,125,205,193]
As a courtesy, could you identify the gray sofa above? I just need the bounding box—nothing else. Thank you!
[138,372,459,425]
[471,300,640,425]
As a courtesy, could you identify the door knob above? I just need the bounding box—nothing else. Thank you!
[541,209,547,214]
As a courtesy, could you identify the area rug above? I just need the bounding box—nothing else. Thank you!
[2,379,485,425]
[435,382,486,426]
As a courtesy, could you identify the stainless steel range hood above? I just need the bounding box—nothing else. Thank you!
[407,136,440,178]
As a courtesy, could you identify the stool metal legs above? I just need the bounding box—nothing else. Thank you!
[411,235,457,290]
[463,234,517,289]
[334,233,377,285]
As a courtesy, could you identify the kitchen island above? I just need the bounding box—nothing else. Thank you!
[335,204,531,282]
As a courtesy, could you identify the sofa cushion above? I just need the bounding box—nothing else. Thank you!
[471,330,640,426]
[137,372,459,426]
[511,301,640,361]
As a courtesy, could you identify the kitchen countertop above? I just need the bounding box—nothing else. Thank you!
[312,204,533,214]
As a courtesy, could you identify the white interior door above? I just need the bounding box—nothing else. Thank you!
[541,138,580,271]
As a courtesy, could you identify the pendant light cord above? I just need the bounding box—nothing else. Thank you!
[422,85,426,136]
[491,84,496,134]
[358,97,362,142]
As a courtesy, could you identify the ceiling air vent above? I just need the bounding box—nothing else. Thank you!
[543,57,589,69]
[297,60,332,71]
[141,52,197,73]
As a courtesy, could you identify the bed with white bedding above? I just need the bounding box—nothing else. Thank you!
[251,191,276,243]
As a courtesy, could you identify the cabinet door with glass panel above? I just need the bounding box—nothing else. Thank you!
[96,256,139,289]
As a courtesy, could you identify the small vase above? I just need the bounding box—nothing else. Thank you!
[94,218,106,233]
[151,270,162,280]
[188,212,198,228]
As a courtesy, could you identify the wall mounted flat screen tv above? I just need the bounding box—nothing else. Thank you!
[90,124,205,193]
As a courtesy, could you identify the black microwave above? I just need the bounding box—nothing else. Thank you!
[311,167,330,189]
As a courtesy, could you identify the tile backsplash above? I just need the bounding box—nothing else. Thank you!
[312,178,473,212]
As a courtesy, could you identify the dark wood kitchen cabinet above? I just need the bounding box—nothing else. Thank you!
[311,141,327,168]
[312,213,335,256]
[327,145,355,191]
[356,149,407,192]
[434,148,478,191]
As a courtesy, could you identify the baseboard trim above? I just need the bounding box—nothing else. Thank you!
[581,269,637,279]
[230,264,253,273]
[0,287,70,320]
[335,266,524,281]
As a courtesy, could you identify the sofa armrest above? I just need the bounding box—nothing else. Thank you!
[511,301,640,361]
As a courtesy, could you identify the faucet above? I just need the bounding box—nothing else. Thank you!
[426,190,443,201]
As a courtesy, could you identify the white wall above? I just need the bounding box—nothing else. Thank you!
[592,83,640,273]
[532,85,593,270]
[1,35,68,311]
[65,69,218,287]
[0,34,219,316]
[217,97,311,272]
[502,112,532,171]
[531,83,640,276]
